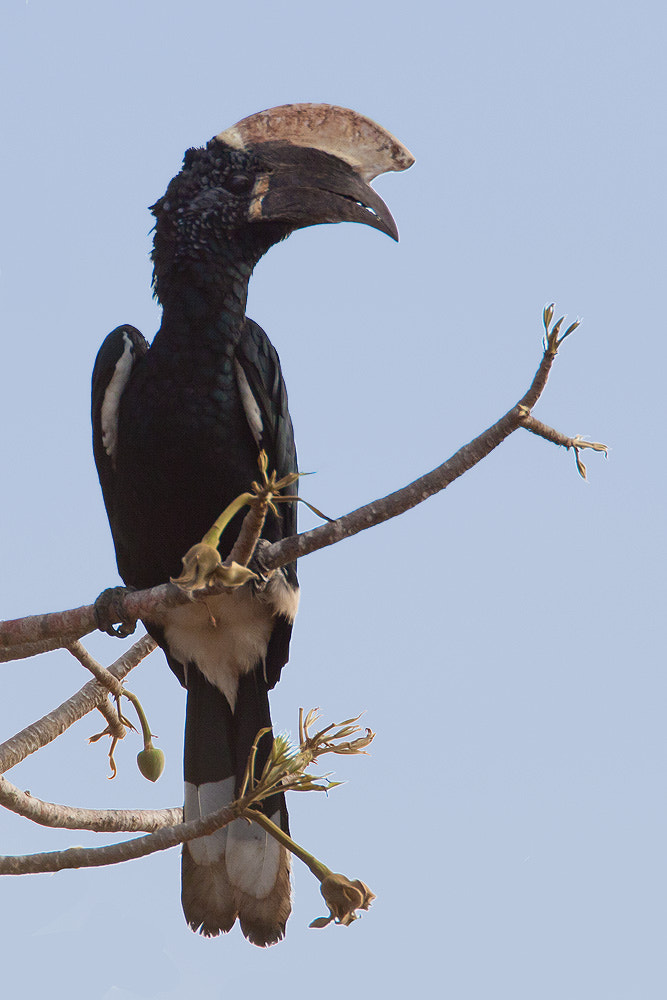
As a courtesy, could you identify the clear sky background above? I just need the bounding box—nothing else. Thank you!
[1,2,664,998]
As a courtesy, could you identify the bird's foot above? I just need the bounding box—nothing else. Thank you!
[94,586,137,638]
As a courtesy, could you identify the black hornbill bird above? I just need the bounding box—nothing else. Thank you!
[91,104,413,946]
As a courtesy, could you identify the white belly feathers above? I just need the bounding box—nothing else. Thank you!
[162,575,299,710]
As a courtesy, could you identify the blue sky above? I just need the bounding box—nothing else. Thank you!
[1,2,665,998]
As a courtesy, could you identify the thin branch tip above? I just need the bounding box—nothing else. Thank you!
[542,302,582,352]
[519,413,608,479]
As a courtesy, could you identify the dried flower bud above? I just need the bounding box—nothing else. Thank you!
[171,543,256,593]
[310,873,376,928]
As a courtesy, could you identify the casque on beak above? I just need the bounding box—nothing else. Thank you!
[215,103,415,242]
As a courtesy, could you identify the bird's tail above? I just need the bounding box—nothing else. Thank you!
[180,666,291,946]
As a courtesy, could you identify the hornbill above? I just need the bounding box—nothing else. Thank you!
[91,104,413,946]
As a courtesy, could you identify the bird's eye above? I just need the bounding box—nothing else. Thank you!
[226,173,253,195]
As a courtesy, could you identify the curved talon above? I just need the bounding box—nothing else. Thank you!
[94,586,137,638]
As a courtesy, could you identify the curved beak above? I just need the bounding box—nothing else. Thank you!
[248,142,401,240]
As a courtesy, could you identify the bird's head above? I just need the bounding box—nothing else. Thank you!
[150,104,414,302]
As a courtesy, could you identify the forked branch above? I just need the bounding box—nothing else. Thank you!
[0,307,606,654]
[0,709,377,928]
[0,305,608,933]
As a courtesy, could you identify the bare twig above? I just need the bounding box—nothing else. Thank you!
[65,640,125,698]
[0,638,75,662]
[519,410,608,479]
[0,775,181,832]
[94,696,127,742]
[227,496,269,567]
[0,635,156,774]
[261,333,563,571]
[0,801,238,874]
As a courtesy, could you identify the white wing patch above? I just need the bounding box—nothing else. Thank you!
[100,331,135,466]
[234,359,263,446]
[185,777,234,864]
[185,778,282,900]
[225,808,283,898]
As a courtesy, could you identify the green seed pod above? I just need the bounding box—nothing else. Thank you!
[137,746,165,782]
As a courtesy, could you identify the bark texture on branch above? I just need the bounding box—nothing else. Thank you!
[0,775,181,832]
[0,800,238,874]
[262,341,559,570]
[0,635,156,774]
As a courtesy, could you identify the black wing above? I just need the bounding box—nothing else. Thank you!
[91,324,149,549]
[236,318,298,689]
[235,317,298,546]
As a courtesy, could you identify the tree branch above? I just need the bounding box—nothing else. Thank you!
[0,801,238,874]
[0,635,156,774]
[519,410,608,479]
[261,331,562,570]
[0,709,372,873]
[1,322,585,649]
[94,694,127,743]
[0,638,76,662]
[65,640,126,698]
[0,775,181,832]
[0,306,606,930]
